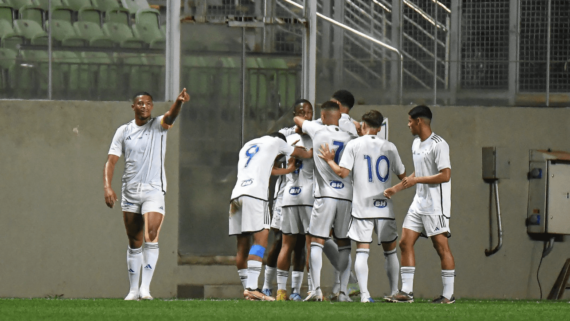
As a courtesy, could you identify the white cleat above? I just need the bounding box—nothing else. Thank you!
[124,291,139,301]
[338,291,353,302]
[139,288,153,300]
[304,288,323,302]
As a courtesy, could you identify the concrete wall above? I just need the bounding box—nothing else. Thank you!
[2,100,570,299]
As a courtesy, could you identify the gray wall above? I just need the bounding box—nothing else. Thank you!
[1,100,570,299]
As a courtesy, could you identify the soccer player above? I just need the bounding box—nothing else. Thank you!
[386,105,455,304]
[104,89,190,300]
[230,132,312,301]
[294,101,357,302]
[274,99,315,301]
[318,110,406,303]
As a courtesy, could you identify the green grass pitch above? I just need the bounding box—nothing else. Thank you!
[1,298,569,320]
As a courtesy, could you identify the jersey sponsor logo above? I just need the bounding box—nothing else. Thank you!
[373,199,388,208]
[289,187,302,195]
[241,179,253,187]
[330,181,345,189]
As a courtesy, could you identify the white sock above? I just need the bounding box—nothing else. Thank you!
[338,245,351,295]
[442,270,455,299]
[355,249,370,297]
[307,271,313,292]
[127,246,143,293]
[140,242,159,292]
[238,269,248,289]
[277,269,289,291]
[401,266,415,294]
[323,238,340,291]
[309,243,324,290]
[384,249,399,295]
[291,271,304,294]
[246,260,262,290]
[262,266,276,291]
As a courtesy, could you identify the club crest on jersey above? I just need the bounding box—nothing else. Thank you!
[289,187,302,195]
[374,199,388,208]
[241,179,253,187]
[330,181,345,189]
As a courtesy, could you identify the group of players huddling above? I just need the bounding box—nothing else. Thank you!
[104,88,454,304]
[229,90,455,304]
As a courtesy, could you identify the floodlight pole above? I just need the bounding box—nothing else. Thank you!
[48,0,52,100]
[302,0,317,111]
[546,0,551,107]
[165,0,181,101]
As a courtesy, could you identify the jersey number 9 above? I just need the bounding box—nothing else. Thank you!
[245,145,259,167]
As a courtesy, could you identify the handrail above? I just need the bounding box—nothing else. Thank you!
[281,0,403,104]
[485,180,503,256]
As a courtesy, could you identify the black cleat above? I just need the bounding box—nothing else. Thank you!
[432,295,455,304]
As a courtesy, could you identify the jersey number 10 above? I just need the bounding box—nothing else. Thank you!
[364,155,389,182]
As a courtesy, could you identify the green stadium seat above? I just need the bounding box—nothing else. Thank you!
[0,47,16,69]
[121,0,149,15]
[92,0,130,24]
[32,0,64,10]
[51,7,73,22]
[20,49,49,97]
[80,51,119,100]
[73,21,114,47]
[46,20,87,46]
[102,22,144,48]
[0,19,25,49]
[0,4,14,21]
[91,0,120,11]
[18,6,43,25]
[62,0,93,11]
[132,23,164,49]
[0,48,17,95]
[77,7,101,24]
[52,50,84,99]
[13,19,49,45]
[9,0,35,9]
[134,7,158,26]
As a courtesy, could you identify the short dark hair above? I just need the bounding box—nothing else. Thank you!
[132,91,153,102]
[267,131,287,142]
[361,110,384,129]
[293,99,311,111]
[332,90,355,109]
[408,105,432,120]
[321,100,340,111]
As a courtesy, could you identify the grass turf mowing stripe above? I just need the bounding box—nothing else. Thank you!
[0,299,569,321]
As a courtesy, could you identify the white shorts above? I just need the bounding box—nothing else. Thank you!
[308,198,352,239]
[281,206,312,235]
[229,196,270,235]
[270,197,283,230]
[121,184,165,215]
[402,210,450,237]
[347,218,398,244]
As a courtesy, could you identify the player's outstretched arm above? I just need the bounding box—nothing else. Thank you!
[402,168,450,188]
[293,116,306,129]
[384,172,407,199]
[291,146,313,159]
[162,88,190,129]
[103,155,119,208]
[318,143,350,178]
[271,157,297,176]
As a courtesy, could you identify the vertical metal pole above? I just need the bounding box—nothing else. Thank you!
[448,0,460,105]
[165,0,181,101]
[322,0,331,63]
[508,0,520,106]
[445,16,450,91]
[546,0,551,107]
[381,9,386,92]
[303,0,317,108]
[241,27,246,146]
[48,0,52,99]
[391,0,402,104]
[333,0,344,89]
[370,1,374,63]
[433,0,438,106]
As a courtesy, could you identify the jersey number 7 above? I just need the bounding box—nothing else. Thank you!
[332,141,345,164]
[364,155,389,182]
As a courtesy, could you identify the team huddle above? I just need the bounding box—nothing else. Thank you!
[229,90,456,303]
[104,89,454,303]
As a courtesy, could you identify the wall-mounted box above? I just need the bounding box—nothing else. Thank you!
[482,147,510,180]
[527,150,570,234]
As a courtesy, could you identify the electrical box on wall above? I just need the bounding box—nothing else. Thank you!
[527,150,570,234]
[482,147,510,180]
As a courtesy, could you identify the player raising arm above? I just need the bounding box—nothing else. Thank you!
[229,133,312,301]
[385,105,455,304]
[319,110,406,303]
[104,89,190,300]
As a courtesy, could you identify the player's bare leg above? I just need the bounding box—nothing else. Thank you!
[390,228,420,302]
[139,212,163,300]
[336,238,352,302]
[290,234,306,300]
[243,229,275,301]
[431,233,455,303]
[236,234,251,289]
[123,212,144,300]
[262,230,282,296]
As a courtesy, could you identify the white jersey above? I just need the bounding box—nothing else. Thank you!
[279,126,296,137]
[339,135,405,219]
[231,136,294,201]
[302,120,356,201]
[282,133,315,207]
[409,132,451,216]
[316,113,358,136]
[108,115,169,192]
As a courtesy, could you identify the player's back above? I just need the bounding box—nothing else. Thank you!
[231,136,293,201]
[282,133,315,206]
[303,121,355,201]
